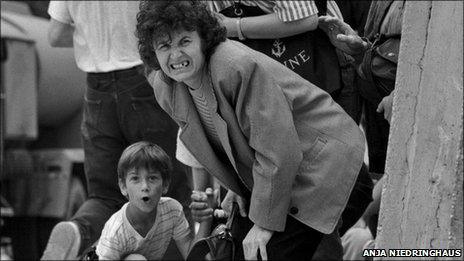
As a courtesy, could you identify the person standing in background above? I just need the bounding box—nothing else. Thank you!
[319,3,406,260]
[320,0,405,177]
[41,2,190,259]
[183,1,373,259]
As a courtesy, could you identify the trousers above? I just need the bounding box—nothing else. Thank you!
[72,66,190,252]
[231,214,323,260]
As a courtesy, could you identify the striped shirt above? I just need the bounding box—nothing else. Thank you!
[96,198,190,260]
[206,0,343,21]
[188,85,223,150]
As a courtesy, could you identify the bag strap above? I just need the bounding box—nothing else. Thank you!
[315,0,327,16]
[186,204,239,261]
[187,238,213,261]
[225,202,239,229]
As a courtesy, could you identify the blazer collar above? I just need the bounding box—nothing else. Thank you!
[171,81,190,124]
[171,76,218,118]
[170,75,250,188]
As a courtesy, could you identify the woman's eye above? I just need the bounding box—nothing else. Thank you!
[148,176,158,181]
[157,44,169,51]
[129,176,138,181]
[181,39,191,46]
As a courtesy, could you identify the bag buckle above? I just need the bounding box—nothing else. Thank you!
[217,229,232,240]
[234,6,243,16]
[233,0,243,16]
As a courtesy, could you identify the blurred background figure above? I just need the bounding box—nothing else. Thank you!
[319,1,405,259]
[41,1,190,260]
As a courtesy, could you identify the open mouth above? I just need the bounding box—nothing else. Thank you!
[170,61,190,70]
[142,196,150,202]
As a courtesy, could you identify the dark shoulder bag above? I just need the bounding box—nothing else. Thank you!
[357,0,401,105]
[220,0,342,94]
[359,34,401,104]
[187,203,240,261]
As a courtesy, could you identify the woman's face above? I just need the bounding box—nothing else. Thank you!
[154,29,205,86]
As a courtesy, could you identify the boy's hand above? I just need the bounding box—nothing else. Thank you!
[190,188,216,222]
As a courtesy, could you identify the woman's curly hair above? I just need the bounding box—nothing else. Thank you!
[136,1,227,74]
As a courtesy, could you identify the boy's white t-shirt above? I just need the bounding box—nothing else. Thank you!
[96,197,190,260]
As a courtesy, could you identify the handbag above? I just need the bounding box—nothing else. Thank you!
[187,203,240,261]
[220,0,342,94]
[359,34,401,104]
[80,245,98,261]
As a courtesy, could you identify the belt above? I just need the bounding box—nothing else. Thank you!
[87,65,144,79]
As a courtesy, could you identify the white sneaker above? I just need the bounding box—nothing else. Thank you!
[41,221,81,260]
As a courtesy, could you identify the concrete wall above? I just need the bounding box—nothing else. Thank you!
[375,0,463,257]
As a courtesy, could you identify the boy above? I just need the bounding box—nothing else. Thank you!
[96,141,212,260]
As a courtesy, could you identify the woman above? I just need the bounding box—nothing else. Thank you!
[136,1,365,260]
[190,0,344,191]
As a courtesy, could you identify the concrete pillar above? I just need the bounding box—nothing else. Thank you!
[375,0,463,258]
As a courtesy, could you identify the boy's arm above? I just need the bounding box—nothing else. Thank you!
[175,233,193,260]
[194,219,213,240]
[176,130,214,191]
[192,167,213,191]
[175,219,213,259]
[95,233,124,260]
[176,189,215,258]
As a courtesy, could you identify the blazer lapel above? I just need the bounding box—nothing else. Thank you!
[206,73,254,190]
[172,83,245,196]
[202,82,240,174]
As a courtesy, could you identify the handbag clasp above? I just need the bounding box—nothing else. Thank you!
[233,0,243,16]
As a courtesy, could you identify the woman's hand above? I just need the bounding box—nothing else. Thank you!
[318,15,369,56]
[243,224,274,260]
[376,93,394,123]
[221,189,247,217]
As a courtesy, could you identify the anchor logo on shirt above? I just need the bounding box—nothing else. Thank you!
[271,39,286,58]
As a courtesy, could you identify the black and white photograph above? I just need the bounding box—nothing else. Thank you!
[0,1,462,260]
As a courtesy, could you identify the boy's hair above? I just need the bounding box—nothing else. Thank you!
[117,141,172,185]
[136,0,226,74]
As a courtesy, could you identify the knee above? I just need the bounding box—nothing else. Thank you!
[123,253,147,260]
[342,227,373,248]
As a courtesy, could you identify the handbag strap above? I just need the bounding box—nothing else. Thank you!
[225,202,239,229]
[187,235,236,261]
[315,0,327,16]
[186,204,240,261]
[186,238,212,261]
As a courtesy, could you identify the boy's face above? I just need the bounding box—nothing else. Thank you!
[119,167,167,213]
